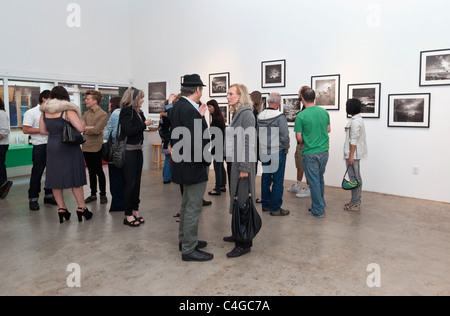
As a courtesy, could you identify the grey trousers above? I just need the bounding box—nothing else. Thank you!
[346,159,362,205]
[179,180,207,255]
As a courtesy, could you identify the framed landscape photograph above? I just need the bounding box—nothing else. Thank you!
[311,74,340,110]
[388,93,431,128]
[419,48,450,86]
[148,81,167,114]
[262,59,286,88]
[281,94,301,126]
[347,83,381,118]
[209,72,230,97]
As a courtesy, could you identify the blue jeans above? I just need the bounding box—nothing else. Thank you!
[261,150,287,213]
[163,154,172,182]
[303,151,329,216]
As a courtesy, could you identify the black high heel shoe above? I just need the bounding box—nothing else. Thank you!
[58,208,71,224]
[77,207,93,222]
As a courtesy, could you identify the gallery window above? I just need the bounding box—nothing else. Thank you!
[98,85,127,113]
[6,80,54,127]
[60,83,126,114]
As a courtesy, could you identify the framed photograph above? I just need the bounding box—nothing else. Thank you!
[347,83,381,118]
[209,72,230,97]
[419,48,450,86]
[388,93,431,128]
[261,59,286,88]
[261,93,269,110]
[281,94,301,126]
[148,81,167,114]
[311,74,340,110]
[218,103,229,126]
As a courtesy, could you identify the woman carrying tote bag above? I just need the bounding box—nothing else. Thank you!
[224,84,259,258]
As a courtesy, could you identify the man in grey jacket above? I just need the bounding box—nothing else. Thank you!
[257,93,290,216]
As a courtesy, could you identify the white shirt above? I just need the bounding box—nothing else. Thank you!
[344,113,368,160]
[23,104,48,146]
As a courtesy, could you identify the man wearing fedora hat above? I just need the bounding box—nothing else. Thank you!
[170,74,213,262]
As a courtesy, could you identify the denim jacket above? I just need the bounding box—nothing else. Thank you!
[103,109,121,143]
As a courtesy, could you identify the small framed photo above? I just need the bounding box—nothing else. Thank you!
[281,94,301,126]
[347,83,381,118]
[311,74,340,110]
[419,48,450,86]
[218,103,229,126]
[209,72,230,97]
[148,81,167,114]
[261,59,286,88]
[261,93,269,110]
[388,93,431,128]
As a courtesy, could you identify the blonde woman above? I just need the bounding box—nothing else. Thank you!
[119,87,152,227]
[224,84,258,258]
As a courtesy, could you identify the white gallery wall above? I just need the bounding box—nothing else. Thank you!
[130,0,450,204]
[1,0,449,204]
[0,0,131,85]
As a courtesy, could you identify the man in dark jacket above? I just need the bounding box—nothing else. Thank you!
[170,74,213,262]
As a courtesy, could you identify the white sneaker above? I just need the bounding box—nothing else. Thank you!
[287,184,301,193]
[296,188,310,198]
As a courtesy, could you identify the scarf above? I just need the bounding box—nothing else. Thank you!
[40,99,82,118]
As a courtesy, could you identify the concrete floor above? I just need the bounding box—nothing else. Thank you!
[0,166,449,296]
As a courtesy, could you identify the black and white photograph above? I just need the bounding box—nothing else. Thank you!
[148,81,167,114]
[311,74,340,110]
[347,83,381,118]
[388,93,431,128]
[281,94,301,126]
[261,93,269,110]
[261,59,286,88]
[209,72,229,97]
[420,48,450,86]
[219,103,229,126]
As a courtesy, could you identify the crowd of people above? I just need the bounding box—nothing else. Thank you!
[0,74,367,262]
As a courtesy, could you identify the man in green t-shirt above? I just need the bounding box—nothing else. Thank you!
[293,88,331,218]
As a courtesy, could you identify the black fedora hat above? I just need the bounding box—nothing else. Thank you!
[181,74,206,87]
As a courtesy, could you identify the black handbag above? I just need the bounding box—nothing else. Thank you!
[111,117,128,169]
[61,111,86,145]
[231,178,262,243]
[101,133,113,163]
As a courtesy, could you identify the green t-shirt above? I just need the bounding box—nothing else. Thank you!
[294,106,330,155]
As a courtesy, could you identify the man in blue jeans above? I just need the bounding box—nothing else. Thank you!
[294,88,331,218]
[258,93,290,216]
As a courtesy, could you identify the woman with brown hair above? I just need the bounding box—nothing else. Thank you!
[39,86,93,223]
[250,90,263,203]
[104,96,124,213]
[207,99,227,196]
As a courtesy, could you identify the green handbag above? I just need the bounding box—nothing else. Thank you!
[342,164,361,190]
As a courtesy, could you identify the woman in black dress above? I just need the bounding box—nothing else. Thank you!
[40,86,93,223]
